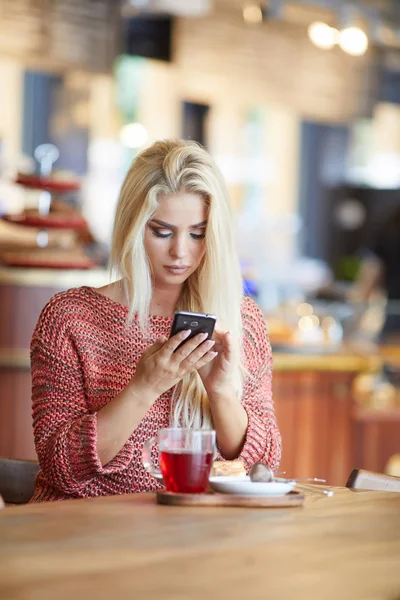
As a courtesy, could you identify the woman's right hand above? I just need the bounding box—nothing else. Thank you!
[133,330,217,398]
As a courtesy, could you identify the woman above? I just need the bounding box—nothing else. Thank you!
[30,139,281,502]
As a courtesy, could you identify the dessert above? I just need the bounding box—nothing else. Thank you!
[212,460,246,477]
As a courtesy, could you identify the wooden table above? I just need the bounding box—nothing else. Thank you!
[1,488,400,600]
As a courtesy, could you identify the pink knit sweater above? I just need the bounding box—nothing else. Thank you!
[30,286,281,502]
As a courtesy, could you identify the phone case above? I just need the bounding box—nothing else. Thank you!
[170,311,216,347]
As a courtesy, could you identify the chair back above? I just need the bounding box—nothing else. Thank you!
[346,468,400,492]
[0,457,39,505]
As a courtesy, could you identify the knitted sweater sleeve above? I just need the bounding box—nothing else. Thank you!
[31,297,134,495]
[236,297,282,471]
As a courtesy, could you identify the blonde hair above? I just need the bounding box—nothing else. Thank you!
[111,139,244,429]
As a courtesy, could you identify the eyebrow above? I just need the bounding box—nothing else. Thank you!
[150,219,207,229]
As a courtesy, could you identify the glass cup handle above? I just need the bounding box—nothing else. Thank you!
[142,436,162,478]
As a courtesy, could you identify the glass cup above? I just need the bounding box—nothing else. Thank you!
[142,428,216,494]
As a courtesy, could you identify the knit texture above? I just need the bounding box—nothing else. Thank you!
[30,286,281,502]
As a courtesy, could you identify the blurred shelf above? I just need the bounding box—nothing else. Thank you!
[0,349,30,369]
[353,407,400,422]
[2,213,87,230]
[15,173,80,192]
[272,348,381,373]
[0,251,96,270]
[0,266,109,287]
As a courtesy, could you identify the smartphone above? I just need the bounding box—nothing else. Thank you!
[170,310,216,349]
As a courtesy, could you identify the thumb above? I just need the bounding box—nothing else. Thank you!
[147,335,168,355]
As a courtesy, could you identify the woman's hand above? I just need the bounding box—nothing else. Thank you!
[198,329,248,460]
[198,329,237,400]
[133,330,217,398]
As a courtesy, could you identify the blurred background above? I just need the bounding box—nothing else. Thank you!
[0,0,399,485]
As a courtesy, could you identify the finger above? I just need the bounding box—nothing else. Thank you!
[212,338,225,353]
[214,322,228,336]
[223,331,233,351]
[145,336,168,357]
[213,332,232,366]
[160,329,192,355]
[212,330,230,352]
[175,332,210,360]
[180,338,216,368]
[212,329,225,342]
[195,350,218,370]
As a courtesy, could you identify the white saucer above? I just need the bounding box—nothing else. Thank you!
[209,475,295,497]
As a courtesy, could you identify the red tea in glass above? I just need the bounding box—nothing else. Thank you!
[160,450,213,494]
[142,428,216,494]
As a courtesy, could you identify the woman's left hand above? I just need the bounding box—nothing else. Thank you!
[198,329,237,400]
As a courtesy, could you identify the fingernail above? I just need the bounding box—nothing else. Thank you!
[210,351,218,358]
[181,329,191,338]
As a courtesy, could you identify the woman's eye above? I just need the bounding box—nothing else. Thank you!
[152,229,172,238]
[150,227,205,240]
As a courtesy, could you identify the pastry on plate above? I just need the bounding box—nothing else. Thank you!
[212,460,246,477]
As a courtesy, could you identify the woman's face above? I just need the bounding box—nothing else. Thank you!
[144,192,207,289]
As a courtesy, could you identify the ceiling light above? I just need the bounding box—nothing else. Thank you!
[120,123,148,148]
[243,3,263,25]
[339,27,368,56]
[308,22,339,51]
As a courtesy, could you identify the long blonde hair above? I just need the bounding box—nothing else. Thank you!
[110,139,244,429]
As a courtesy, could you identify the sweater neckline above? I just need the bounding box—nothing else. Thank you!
[82,286,174,322]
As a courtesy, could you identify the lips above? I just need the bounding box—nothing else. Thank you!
[164,265,190,275]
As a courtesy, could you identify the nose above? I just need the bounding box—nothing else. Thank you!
[169,233,188,260]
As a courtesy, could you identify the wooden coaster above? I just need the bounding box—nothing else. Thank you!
[156,490,304,508]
